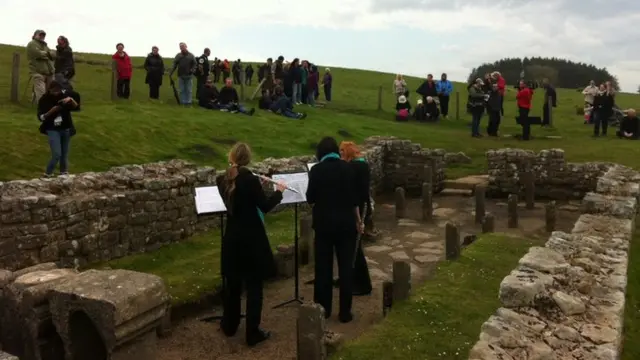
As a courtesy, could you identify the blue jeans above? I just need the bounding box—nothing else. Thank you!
[46,129,71,175]
[307,89,316,106]
[282,109,302,119]
[178,76,193,105]
[471,111,483,136]
[221,103,251,115]
[292,83,302,103]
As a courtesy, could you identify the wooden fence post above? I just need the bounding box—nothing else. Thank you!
[455,91,460,120]
[10,52,21,103]
[377,86,383,111]
[111,60,118,101]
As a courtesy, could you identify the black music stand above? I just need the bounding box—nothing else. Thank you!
[273,203,304,309]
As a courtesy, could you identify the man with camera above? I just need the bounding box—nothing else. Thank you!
[27,30,55,103]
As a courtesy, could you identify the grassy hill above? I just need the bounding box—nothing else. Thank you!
[2,43,640,180]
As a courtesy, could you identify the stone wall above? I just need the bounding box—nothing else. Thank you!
[0,136,445,271]
[469,164,639,360]
[487,148,611,200]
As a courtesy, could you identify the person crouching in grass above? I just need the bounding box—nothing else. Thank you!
[395,95,411,121]
[218,78,256,115]
[617,109,639,140]
[37,80,80,177]
[198,78,221,110]
[269,87,307,119]
[424,96,440,121]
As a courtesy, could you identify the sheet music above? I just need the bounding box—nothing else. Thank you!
[272,172,308,204]
[307,162,317,171]
[194,186,227,214]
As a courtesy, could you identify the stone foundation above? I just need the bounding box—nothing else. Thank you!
[468,164,639,360]
[0,136,446,271]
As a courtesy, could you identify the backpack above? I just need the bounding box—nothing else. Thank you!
[396,109,409,121]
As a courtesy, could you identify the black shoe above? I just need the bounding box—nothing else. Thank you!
[248,108,256,115]
[220,321,238,337]
[299,113,307,119]
[247,328,271,347]
[339,313,353,323]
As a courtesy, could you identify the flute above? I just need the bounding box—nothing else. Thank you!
[253,173,300,193]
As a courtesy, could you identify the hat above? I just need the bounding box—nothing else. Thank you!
[33,29,46,36]
[398,95,407,104]
[325,68,330,72]
[417,99,423,105]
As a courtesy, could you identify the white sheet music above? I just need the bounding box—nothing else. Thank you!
[307,162,317,171]
[272,172,308,204]
[194,186,227,214]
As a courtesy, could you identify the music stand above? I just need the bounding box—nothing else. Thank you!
[192,186,245,323]
[271,172,309,309]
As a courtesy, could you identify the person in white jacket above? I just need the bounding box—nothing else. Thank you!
[582,80,599,124]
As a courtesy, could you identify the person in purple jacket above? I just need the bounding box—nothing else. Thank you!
[307,67,318,106]
[322,68,332,102]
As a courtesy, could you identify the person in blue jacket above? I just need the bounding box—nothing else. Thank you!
[436,73,454,119]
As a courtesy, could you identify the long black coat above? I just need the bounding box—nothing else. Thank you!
[144,53,165,86]
[217,167,283,280]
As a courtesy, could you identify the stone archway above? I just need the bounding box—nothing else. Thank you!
[68,311,107,360]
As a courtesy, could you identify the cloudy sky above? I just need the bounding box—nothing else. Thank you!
[2,0,639,92]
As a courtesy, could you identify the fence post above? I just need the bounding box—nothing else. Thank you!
[10,52,20,103]
[547,95,553,127]
[455,91,460,120]
[377,86,382,111]
[111,60,118,101]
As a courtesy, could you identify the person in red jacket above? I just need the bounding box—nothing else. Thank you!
[112,43,132,99]
[491,71,506,115]
[516,80,534,140]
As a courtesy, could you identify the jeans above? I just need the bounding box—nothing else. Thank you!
[324,85,332,101]
[221,103,252,115]
[519,107,531,140]
[178,76,193,105]
[307,89,316,106]
[471,110,483,136]
[292,83,302,103]
[116,78,130,99]
[282,109,302,119]
[46,129,71,175]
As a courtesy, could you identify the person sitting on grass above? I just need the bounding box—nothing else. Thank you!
[258,89,273,110]
[269,87,307,119]
[198,78,221,110]
[617,109,639,140]
[37,80,80,178]
[424,96,440,121]
[395,95,411,121]
[218,78,255,115]
[414,99,426,121]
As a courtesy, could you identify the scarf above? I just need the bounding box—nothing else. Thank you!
[354,157,366,162]
[320,152,340,162]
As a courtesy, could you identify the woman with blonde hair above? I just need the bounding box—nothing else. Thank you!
[217,142,287,347]
[393,74,408,98]
[339,141,373,296]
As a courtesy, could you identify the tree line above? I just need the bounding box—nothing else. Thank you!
[467,57,619,90]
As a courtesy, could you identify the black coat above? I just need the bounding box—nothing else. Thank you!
[306,157,358,233]
[416,81,438,98]
[54,45,75,79]
[37,89,80,135]
[144,53,165,86]
[217,167,283,279]
[349,160,370,208]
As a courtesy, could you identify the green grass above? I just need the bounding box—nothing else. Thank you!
[332,234,542,360]
[623,233,640,360]
[3,43,640,181]
[92,209,295,305]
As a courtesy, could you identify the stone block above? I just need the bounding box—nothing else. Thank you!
[582,192,637,219]
[49,269,170,360]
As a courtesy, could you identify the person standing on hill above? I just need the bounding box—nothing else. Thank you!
[486,83,502,136]
[491,71,506,115]
[582,80,598,124]
[291,59,303,104]
[37,81,80,177]
[593,83,615,137]
[112,43,132,99]
[27,30,55,103]
[170,43,197,106]
[393,74,407,98]
[436,73,453,119]
[541,78,557,127]
[143,46,165,99]
[300,61,309,104]
[213,58,221,83]
[322,68,333,102]
[516,80,534,140]
[53,36,74,88]
[232,59,242,84]
[195,48,211,101]
[222,59,231,81]
[467,79,486,138]
[416,74,438,104]
[245,64,254,85]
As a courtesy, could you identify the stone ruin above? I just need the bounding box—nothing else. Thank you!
[469,149,640,360]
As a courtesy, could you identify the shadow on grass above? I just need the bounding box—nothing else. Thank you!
[333,233,545,360]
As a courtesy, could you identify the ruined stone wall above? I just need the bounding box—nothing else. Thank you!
[0,136,445,271]
[469,164,639,360]
[487,148,611,200]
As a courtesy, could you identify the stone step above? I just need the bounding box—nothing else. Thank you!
[443,175,489,191]
[439,188,473,196]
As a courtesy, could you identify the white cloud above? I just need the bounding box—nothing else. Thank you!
[1,0,639,91]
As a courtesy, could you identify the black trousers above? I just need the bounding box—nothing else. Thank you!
[314,229,355,318]
[519,107,531,140]
[221,275,264,335]
[594,111,610,136]
[116,78,130,99]
[148,84,160,99]
[487,110,501,136]
[245,75,252,85]
[438,95,450,116]
[196,76,206,100]
[542,103,550,126]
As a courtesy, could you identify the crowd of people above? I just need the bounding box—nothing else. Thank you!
[579,80,638,138]
[392,73,454,122]
[218,137,375,346]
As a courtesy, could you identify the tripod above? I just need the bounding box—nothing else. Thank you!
[200,214,246,323]
[273,203,304,309]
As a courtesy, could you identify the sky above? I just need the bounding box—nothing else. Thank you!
[2,0,639,92]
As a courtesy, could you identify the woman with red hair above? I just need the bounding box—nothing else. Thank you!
[339,141,373,296]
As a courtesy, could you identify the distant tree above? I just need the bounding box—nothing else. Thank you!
[468,57,619,90]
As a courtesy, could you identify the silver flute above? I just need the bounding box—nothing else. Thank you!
[253,173,300,193]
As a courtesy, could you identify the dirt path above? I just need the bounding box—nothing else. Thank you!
[156,194,582,360]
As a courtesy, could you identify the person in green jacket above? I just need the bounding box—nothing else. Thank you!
[27,29,55,103]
